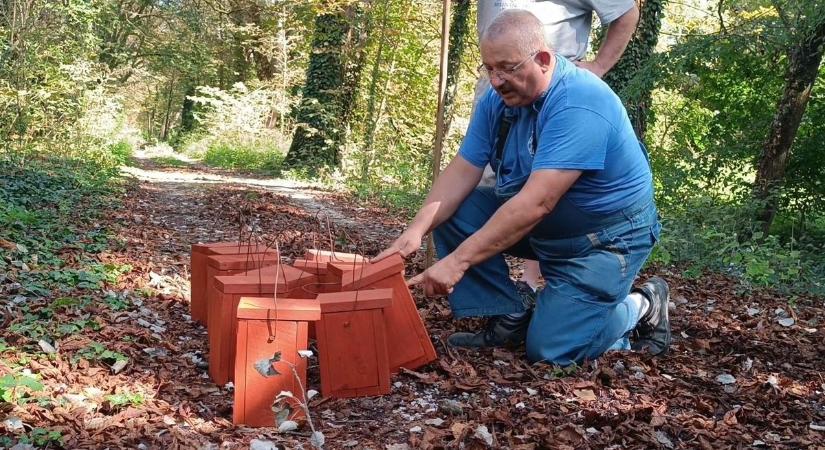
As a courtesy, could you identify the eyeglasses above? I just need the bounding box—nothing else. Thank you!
[477,51,539,81]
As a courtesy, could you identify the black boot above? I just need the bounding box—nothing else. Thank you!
[447,312,532,348]
[448,281,536,349]
[630,277,671,356]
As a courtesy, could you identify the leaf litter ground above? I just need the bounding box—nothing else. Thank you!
[1,158,823,449]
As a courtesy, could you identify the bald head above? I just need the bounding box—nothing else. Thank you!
[480,9,549,57]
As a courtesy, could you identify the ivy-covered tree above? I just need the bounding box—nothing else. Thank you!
[284,2,371,172]
[442,0,472,138]
[602,0,667,138]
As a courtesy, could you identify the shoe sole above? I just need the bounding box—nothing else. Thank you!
[648,277,671,356]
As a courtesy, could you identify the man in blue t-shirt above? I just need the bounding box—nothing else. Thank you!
[374,9,671,365]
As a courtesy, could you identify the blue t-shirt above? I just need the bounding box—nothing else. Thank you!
[459,56,652,215]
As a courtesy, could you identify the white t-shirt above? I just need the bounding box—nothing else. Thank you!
[477,0,636,61]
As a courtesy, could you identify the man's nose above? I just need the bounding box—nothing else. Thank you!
[490,74,506,88]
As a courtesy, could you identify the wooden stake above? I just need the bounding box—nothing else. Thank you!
[426,0,451,269]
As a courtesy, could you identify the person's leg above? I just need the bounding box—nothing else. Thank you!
[525,279,643,364]
[433,188,539,348]
[526,203,666,364]
[433,188,535,318]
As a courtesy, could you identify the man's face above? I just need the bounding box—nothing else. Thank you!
[480,33,547,107]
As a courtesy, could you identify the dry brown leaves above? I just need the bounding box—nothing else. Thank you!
[1,166,823,449]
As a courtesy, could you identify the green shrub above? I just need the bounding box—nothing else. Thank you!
[651,197,825,295]
[203,142,285,175]
[109,141,133,165]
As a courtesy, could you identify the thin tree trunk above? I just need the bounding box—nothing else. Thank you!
[754,18,825,232]
[427,0,451,269]
[180,85,196,133]
[442,0,470,138]
[161,77,176,140]
[360,0,393,182]
[279,4,288,140]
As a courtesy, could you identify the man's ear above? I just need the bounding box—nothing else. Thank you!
[536,50,553,68]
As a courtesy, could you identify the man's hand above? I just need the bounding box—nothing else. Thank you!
[407,254,468,297]
[372,230,423,263]
[574,60,608,78]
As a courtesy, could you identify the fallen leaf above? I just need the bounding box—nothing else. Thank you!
[3,416,24,432]
[310,431,325,448]
[474,425,493,446]
[451,422,468,440]
[425,418,445,427]
[0,238,16,250]
[656,430,674,449]
[278,420,298,432]
[573,388,597,402]
[250,439,279,450]
[38,339,56,354]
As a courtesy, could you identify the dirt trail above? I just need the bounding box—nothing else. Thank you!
[121,150,372,236]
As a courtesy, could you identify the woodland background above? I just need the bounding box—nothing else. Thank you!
[0,0,824,447]
[2,0,824,295]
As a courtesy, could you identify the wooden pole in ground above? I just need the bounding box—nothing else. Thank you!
[425,0,451,269]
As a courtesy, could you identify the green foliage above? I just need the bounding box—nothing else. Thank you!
[74,342,128,366]
[110,141,134,165]
[103,291,131,311]
[105,390,145,408]
[544,363,581,379]
[649,2,825,219]
[204,143,284,175]
[0,372,44,404]
[351,184,425,219]
[17,428,64,448]
[649,197,825,295]
[0,157,123,270]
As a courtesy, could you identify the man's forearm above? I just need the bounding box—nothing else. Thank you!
[450,194,548,270]
[593,5,639,74]
[447,169,581,271]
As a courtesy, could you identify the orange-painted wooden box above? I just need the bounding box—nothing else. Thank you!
[201,253,280,327]
[233,296,321,427]
[292,258,366,293]
[304,249,365,263]
[190,242,277,324]
[315,289,393,398]
[339,253,437,373]
[291,258,339,293]
[208,265,318,385]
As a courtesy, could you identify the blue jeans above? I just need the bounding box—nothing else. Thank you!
[433,187,661,365]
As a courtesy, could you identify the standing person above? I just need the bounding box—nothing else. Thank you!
[475,0,641,291]
[374,9,669,365]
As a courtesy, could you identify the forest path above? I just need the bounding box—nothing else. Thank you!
[37,148,820,449]
[120,148,371,236]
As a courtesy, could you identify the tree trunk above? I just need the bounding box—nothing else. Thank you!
[602,0,667,138]
[442,0,471,138]
[180,85,196,133]
[359,1,392,182]
[754,18,825,232]
[161,77,176,140]
[284,3,370,172]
